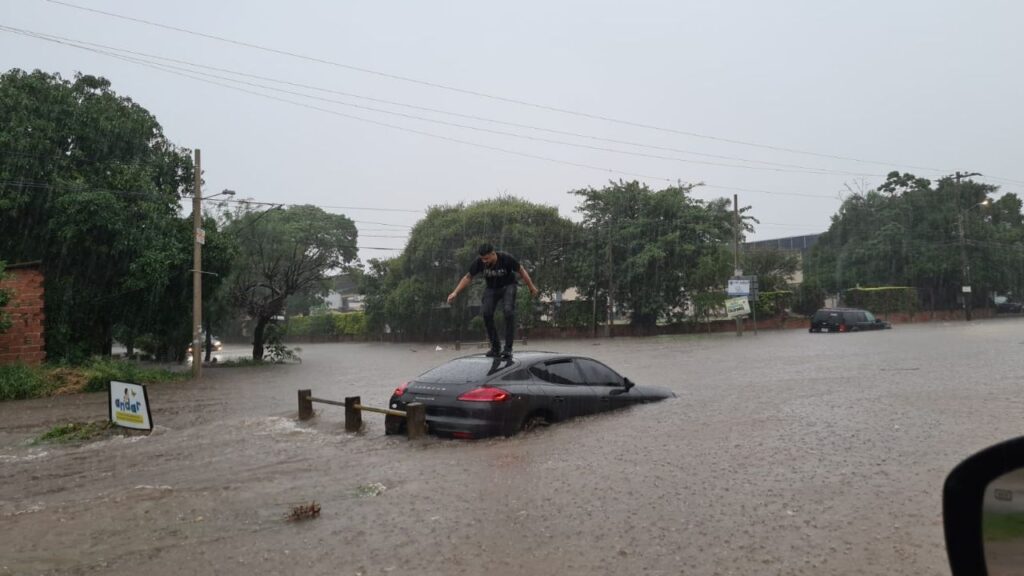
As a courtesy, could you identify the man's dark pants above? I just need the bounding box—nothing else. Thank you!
[480,284,517,351]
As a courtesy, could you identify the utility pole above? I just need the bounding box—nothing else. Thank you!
[733,194,742,337]
[605,222,614,338]
[954,171,981,321]
[192,149,202,379]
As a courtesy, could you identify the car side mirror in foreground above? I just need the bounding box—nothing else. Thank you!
[944,436,1024,575]
[623,378,635,391]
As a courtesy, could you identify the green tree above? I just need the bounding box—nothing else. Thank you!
[360,196,577,340]
[570,181,745,329]
[224,204,358,360]
[0,70,195,360]
[742,248,800,293]
[804,171,1023,310]
[108,214,235,362]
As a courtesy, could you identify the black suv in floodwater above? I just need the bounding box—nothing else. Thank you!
[810,308,892,333]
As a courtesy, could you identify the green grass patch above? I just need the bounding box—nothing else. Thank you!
[79,357,186,393]
[984,512,1024,542]
[0,363,60,400]
[0,358,187,402]
[34,421,116,444]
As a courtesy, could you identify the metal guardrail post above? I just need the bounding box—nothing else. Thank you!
[345,396,362,432]
[298,389,313,420]
[405,402,426,439]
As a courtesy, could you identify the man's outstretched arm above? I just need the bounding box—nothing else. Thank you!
[519,267,539,297]
[447,274,472,304]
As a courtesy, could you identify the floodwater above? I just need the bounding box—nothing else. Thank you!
[3,319,1024,575]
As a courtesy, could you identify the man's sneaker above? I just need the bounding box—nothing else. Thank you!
[500,348,513,359]
[485,347,500,358]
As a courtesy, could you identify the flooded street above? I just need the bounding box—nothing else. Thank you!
[3,319,1024,576]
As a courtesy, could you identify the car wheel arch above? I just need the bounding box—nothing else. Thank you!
[520,409,556,432]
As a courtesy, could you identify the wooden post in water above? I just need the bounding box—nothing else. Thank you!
[345,396,362,432]
[298,389,313,420]
[405,402,426,439]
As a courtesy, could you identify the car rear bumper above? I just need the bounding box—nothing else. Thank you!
[385,398,519,439]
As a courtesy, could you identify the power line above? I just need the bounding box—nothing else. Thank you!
[2,179,828,238]
[38,0,966,175]
[0,178,423,216]
[216,199,415,226]
[1,26,887,178]
[0,180,419,228]
[83,45,873,176]
[0,31,867,200]
[0,28,884,203]
[701,184,841,200]
[102,54,681,183]
[5,28,678,181]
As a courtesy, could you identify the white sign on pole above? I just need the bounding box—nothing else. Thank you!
[962,285,972,294]
[725,297,751,319]
[727,279,751,297]
[195,227,206,245]
[109,381,153,430]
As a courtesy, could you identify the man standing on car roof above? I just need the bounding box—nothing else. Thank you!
[447,243,539,359]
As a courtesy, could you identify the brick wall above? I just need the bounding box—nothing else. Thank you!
[0,265,46,365]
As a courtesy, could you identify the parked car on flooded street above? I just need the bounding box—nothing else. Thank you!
[810,308,892,333]
[385,351,675,439]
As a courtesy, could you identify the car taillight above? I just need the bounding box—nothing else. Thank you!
[393,381,409,397]
[457,386,510,402]
[839,324,847,333]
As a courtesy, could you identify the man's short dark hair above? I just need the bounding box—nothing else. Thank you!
[478,242,495,256]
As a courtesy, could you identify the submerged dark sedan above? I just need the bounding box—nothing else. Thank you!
[385,351,675,439]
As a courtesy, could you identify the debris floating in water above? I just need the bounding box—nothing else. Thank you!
[356,482,387,497]
[287,501,321,522]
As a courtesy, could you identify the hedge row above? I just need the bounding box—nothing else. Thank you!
[285,311,368,338]
[843,287,919,315]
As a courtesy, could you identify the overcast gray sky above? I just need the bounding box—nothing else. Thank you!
[3,0,1022,260]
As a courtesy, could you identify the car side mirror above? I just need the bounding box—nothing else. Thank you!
[944,436,1024,575]
[623,378,635,391]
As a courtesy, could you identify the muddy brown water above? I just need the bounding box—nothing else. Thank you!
[3,319,1024,575]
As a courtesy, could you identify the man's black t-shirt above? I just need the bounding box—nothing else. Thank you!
[469,252,521,289]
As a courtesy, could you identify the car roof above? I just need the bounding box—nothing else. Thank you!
[452,351,606,368]
[456,351,576,361]
[416,352,620,383]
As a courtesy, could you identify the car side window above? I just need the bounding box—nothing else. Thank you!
[576,358,623,386]
[531,360,585,385]
[500,369,530,382]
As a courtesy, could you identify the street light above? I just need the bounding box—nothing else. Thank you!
[206,188,236,200]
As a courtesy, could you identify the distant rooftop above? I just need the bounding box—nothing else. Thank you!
[745,233,822,255]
